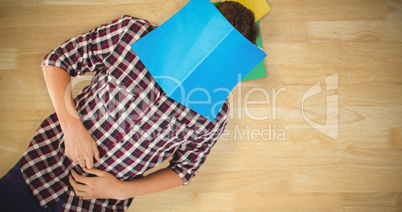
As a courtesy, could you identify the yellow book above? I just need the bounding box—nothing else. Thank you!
[227,0,271,21]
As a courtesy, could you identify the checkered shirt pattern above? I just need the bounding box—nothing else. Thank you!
[20,15,229,211]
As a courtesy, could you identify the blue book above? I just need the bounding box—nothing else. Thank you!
[131,0,266,121]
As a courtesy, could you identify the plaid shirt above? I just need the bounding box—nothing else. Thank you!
[20,15,229,211]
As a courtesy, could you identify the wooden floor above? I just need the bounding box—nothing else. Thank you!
[1,0,402,211]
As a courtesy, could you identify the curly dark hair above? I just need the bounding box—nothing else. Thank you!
[215,1,260,44]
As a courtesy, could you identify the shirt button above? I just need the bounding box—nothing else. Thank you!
[119,140,124,143]
[155,102,160,107]
[137,121,142,125]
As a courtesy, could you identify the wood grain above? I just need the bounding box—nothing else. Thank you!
[0,0,401,211]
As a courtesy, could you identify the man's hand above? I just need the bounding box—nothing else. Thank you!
[69,168,126,200]
[64,125,101,169]
[42,65,100,169]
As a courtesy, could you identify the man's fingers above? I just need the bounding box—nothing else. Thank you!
[85,158,94,169]
[69,175,86,191]
[92,143,101,162]
[83,167,103,176]
[78,159,86,168]
[70,169,88,185]
[69,174,95,200]
[72,158,79,166]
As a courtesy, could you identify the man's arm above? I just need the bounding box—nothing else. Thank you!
[43,65,100,169]
[120,168,184,197]
[41,16,154,169]
[69,167,183,200]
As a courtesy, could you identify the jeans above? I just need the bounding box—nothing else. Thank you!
[0,160,64,212]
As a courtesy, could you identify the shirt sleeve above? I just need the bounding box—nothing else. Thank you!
[41,15,154,77]
[168,105,229,186]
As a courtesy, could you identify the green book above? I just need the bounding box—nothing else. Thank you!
[241,21,266,81]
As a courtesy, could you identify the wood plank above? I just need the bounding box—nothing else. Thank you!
[0,0,401,211]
